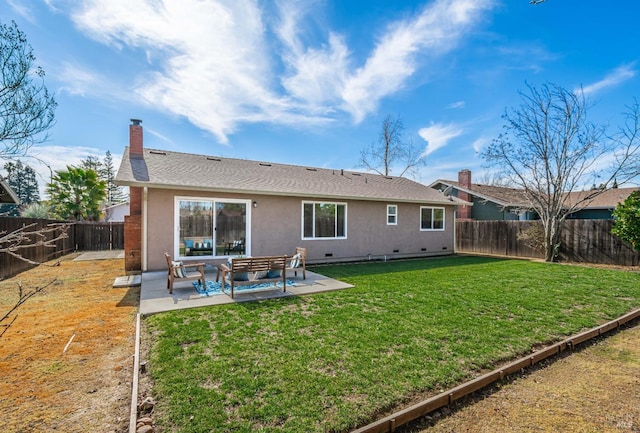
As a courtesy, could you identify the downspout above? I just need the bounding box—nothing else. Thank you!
[142,187,148,271]
[453,208,457,254]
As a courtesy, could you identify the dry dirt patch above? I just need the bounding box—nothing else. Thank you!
[0,255,138,433]
[409,324,640,433]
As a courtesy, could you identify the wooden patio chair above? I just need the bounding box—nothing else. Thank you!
[164,252,206,294]
[286,247,307,279]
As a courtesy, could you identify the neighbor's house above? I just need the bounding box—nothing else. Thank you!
[562,187,640,219]
[431,169,638,221]
[102,202,130,222]
[0,177,20,205]
[116,120,468,272]
[430,170,536,221]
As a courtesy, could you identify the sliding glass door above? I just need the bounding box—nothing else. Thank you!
[176,197,249,258]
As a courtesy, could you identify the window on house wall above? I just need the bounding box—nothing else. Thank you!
[387,204,397,225]
[420,206,445,231]
[302,201,347,239]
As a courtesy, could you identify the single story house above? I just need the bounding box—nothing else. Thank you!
[116,120,469,272]
[430,170,536,221]
[431,169,638,221]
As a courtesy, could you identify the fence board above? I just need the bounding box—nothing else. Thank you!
[0,218,124,280]
[456,219,640,266]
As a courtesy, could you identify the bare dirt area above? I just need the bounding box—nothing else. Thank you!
[408,323,640,433]
[0,254,138,433]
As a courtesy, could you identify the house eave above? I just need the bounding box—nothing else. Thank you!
[0,178,20,204]
[117,180,463,206]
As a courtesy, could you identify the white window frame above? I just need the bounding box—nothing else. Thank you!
[387,204,398,225]
[420,206,445,231]
[174,196,252,259]
[301,201,348,240]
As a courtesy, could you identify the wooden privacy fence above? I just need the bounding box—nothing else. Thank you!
[0,217,124,280]
[456,219,640,266]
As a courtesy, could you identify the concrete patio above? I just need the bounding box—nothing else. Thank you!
[139,266,354,315]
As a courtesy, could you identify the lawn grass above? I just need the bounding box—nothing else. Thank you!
[144,255,640,432]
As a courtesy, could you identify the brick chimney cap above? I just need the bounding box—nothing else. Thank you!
[130,118,142,126]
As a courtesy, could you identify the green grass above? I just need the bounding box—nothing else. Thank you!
[144,256,640,432]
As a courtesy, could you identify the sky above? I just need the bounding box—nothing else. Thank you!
[1,0,639,195]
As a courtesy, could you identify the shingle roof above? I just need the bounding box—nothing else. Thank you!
[116,147,464,205]
[431,179,529,207]
[563,187,640,209]
[431,178,639,210]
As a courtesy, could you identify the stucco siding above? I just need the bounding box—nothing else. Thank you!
[145,188,455,270]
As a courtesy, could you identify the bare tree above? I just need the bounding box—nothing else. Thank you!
[0,20,60,337]
[359,114,426,178]
[1,20,57,159]
[0,222,69,337]
[482,83,640,262]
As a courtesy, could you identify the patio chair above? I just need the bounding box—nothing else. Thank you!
[164,252,206,294]
[286,247,307,279]
[224,238,246,255]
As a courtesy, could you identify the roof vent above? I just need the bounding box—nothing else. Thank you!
[306,167,317,172]
[259,163,272,167]
[149,150,166,155]
[352,172,361,176]
[207,157,221,161]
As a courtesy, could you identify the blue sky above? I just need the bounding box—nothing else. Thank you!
[1,0,639,193]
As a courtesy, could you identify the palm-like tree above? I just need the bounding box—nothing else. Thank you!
[48,166,106,221]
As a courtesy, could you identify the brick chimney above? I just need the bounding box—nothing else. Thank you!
[125,119,143,272]
[457,169,472,220]
[129,118,143,157]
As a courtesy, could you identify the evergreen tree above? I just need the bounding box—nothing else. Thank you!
[80,155,104,176]
[0,161,39,216]
[80,152,125,205]
[103,151,125,204]
[48,166,106,221]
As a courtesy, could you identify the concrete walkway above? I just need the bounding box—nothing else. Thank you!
[139,268,353,316]
[74,250,125,260]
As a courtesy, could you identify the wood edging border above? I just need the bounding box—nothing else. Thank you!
[129,313,141,433]
[350,307,640,433]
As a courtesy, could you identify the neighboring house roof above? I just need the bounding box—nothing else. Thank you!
[116,147,468,205]
[563,187,640,210]
[430,179,529,208]
[0,178,20,204]
[431,178,639,212]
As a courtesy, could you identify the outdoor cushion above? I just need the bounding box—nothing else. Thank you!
[289,253,301,269]
[233,272,250,281]
[267,269,282,278]
[254,270,268,279]
[171,261,187,278]
[184,239,194,249]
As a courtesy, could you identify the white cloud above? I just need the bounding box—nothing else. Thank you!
[472,136,490,153]
[58,0,494,143]
[342,0,495,122]
[24,145,116,196]
[7,0,37,24]
[418,122,463,156]
[447,101,465,109]
[579,64,637,96]
[57,62,122,99]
